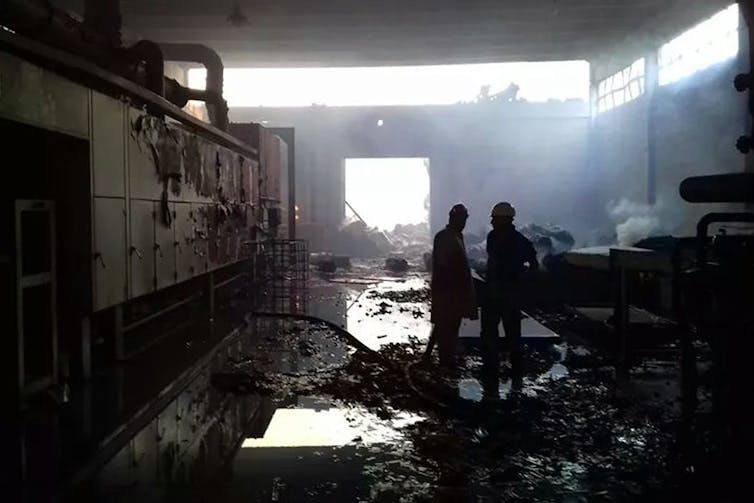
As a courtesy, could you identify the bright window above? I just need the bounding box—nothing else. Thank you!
[188,61,590,107]
[596,58,646,114]
[659,4,739,86]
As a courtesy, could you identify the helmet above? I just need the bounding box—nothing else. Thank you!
[491,202,516,217]
[449,203,469,217]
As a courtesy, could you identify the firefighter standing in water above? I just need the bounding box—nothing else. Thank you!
[424,204,477,367]
[482,202,538,380]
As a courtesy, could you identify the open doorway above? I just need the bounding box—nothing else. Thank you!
[344,158,430,231]
[342,157,430,260]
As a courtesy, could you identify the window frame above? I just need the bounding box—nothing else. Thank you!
[596,58,646,114]
[658,4,740,87]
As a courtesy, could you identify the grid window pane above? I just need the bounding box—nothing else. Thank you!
[596,57,646,114]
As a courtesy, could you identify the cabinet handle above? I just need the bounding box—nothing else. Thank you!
[154,243,163,258]
[174,241,182,252]
[130,246,143,259]
[93,252,107,269]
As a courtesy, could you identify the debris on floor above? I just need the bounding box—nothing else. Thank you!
[213,310,692,502]
[383,222,432,261]
[384,257,410,273]
[85,273,720,502]
[366,287,430,304]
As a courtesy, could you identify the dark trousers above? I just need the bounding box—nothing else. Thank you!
[432,317,462,367]
[481,295,523,376]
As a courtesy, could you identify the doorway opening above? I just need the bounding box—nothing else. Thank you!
[344,158,430,233]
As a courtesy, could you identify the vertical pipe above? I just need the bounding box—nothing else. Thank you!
[736,1,754,216]
[646,50,659,205]
[288,131,296,239]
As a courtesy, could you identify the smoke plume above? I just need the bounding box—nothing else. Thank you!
[607,198,669,246]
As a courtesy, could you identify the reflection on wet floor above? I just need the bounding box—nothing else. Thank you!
[306,271,432,349]
[241,397,423,448]
[32,263,714,501]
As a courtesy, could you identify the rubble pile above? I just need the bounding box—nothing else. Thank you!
[334,221,392,258]
[519,222,576,256]
[465,222,576,268]
[332,220,434,262]
[384,222,432,260]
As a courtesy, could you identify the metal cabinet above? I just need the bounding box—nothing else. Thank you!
[193,203,209,274]
[93,197,127,311]
[91,93,126,197]
[206,205,221,271]
[174,202,196,283]
[129,200,155,298]
[127,108,162,201]
[227,224,241,264]
[155,203,176,290]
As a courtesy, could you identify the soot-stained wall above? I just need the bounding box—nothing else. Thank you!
[231,101,590,248]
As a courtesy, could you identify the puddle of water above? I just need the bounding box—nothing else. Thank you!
[320,278,432,351]
[242,397,424,449]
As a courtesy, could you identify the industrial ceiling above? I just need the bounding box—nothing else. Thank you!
[60,0,735,66]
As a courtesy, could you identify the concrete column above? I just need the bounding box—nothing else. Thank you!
[645,50,660,205]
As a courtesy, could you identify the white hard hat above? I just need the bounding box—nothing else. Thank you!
[491,202,516,217]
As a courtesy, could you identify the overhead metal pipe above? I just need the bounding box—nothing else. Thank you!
[0,1,231,131]
[159,43,224,95]
[159,43,229,130]
[680,173,754,203]
[120,40,165,96]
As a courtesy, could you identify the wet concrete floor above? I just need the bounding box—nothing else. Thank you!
[18,262,719,501]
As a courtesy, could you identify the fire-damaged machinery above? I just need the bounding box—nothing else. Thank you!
[675,0,754,483]
[561,2,754,490]
[0,0,293,415]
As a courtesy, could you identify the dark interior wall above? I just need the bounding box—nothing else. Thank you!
[231,101,590,245]
[590,92,650,232]
[0,119,91,394]
[591,50,748,242]
[653,59,748,232]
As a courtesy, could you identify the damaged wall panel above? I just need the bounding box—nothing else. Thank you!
[123,108,259,302]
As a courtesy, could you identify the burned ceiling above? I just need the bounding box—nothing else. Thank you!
[57,0,734,66]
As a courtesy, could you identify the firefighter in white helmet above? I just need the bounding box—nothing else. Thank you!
[482,202,538,382]
[423,203,477,367]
